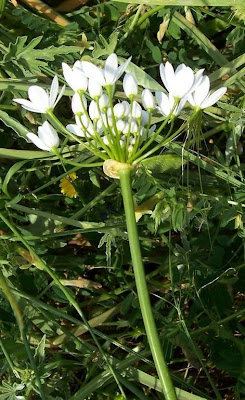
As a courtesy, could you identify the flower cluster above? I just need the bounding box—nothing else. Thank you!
[13,55,227,164]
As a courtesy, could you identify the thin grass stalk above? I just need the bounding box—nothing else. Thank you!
[0,269,46,399]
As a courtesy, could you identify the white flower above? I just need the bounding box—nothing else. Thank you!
[27,121,59,151]
[88,79,103,99]
[62,61,87,92]
[81,53,131,86]
[156,91,187,117]
[14,76,65,113]
[188,75,227,109]
[123,73,138,98]
[71,93,87,115]
[67,115,94,137]
[160,62,203,99]
[142,89,155,110]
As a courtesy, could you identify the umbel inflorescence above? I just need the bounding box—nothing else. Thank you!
[14,54,227,165]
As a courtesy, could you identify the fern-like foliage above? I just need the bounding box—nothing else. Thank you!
[1,36,81,76]
[11,4,60,34]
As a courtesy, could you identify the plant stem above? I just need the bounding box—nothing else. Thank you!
[119,167,177,400]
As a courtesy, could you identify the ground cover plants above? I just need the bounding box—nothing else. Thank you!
[0,0,244,399]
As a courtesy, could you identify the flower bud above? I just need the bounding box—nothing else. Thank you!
[123,73,138,98]
[89,100,100,120]
[141,110,150,126]
[114,102,126,119]
[71,93,87,115]
[116,119,126,132]
[122,101,130,117]
[99,94,109,110]
[142,89,155,110]
[88,79,103,99]
[130,119,138,133]
[132,101,142,119]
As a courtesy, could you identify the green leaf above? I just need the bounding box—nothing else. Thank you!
[93,32,119,58]
[0,110,29,139]
[2,36,81,74]
[119,58,163,91]
[2,159,30,197]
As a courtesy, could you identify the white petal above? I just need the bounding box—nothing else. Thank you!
[112,56,132,84]
[187,93,195,107]
[193,75,210,105]
[191,68,205,93]
[66,124,85,137]
[81,61,105,86]
[49,76,59,108]
[73,66,88,91]
[62,63,74,89]
[155,91,171,116]
[13,98,43,113]
[123,73,138,97]
[104,53,118,85]
[162,62,175,93]
[28,86,49,111]
[174,96,187,116]
[27,132,49,151]
[174,66,194,98]
[201,87,227,109]
[160,63,170,92]
[38,121,59,148]
[54,85,66,108]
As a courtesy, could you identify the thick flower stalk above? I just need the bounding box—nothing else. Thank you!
[12,56,227,400]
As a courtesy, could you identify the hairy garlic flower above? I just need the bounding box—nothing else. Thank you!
[27,121,59,151]
[160,61,203,99]
[14,76,65,114]
[80,53,131,87]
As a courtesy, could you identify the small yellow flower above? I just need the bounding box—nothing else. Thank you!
[60,172,78,198]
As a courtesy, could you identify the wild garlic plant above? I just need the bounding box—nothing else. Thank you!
[13,54,226,400]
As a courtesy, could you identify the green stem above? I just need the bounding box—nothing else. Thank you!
[119,167,177,400]
[0,269,46,399]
